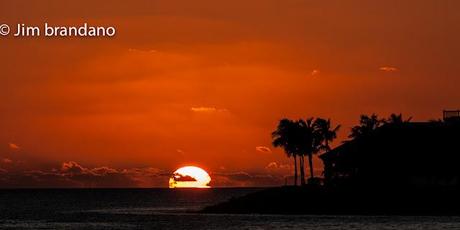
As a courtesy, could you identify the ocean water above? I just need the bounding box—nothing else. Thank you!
[1,188,460,229]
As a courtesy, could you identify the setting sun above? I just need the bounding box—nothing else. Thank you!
[169,166,211,188]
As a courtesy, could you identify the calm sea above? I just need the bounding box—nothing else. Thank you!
[0,188,459,229]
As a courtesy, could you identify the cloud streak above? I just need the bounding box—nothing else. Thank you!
[2,158,12,164]
[190,107,228,113]
[379,66,398,72]
[211,171,284,187]
[8,143,20,150]
[0,161,166,188]
[0,161,288,188]
[256,146,272,153]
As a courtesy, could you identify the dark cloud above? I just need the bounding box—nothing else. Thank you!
[0,160,290,188]
[0,161,293,187]
[211,172,284,187]
[172,173,197,182]
[2,158,13,164]
[0,158,318,188]
[221,172,252,181]
[0,161,167,188]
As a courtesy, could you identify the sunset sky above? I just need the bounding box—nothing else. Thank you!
[0,0,459,187]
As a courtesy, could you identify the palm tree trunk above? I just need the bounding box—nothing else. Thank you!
[293,155,298,186]
[308,152,314,180]
[300,155,306,186]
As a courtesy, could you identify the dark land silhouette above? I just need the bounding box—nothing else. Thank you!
[203,111,460,215]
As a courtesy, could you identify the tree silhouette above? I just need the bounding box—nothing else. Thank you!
[349,114,385,139]
[315,118,341,152]
[385,113,412,124]
[272,119,300,186]
[299,118,318,183]
[273,117,341,186]
[298,118,322,183]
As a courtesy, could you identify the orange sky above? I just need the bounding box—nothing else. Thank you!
[0,0,459,187]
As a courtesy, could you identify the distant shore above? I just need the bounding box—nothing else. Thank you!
[202,186,460,215]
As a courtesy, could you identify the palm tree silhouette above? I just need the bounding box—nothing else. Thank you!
[273,117,341,186]
[385,113,412,124]
[296,119,307,186]
[349,114,385,139]
[315,118,341,152]
[298,118,321,183]
[272,119,300,186]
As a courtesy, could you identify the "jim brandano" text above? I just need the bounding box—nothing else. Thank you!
[13,23,116,37]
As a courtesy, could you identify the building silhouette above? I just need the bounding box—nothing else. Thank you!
[320,111,460,188]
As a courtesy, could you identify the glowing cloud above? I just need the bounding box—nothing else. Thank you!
[311,69,320,76]
[256,146,272,153]
[265,162,291,173]
[8,143,20,150]
[190,107,227,113]
[379,66,398,72]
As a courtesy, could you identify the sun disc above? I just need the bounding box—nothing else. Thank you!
[169,166,211,188]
